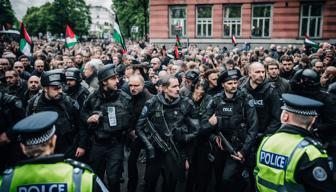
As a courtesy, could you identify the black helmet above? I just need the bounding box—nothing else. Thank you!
[41,69,66,87]
[185,70,199,84]
[98,64,117,82]
[65,68,82,81]
[290,69,320,91]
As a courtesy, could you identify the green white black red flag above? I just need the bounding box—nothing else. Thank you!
[19,22,33,57]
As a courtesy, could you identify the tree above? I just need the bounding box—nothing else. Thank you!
[0,0,16,29]
[22,0,91,36]
[112,0,149,40]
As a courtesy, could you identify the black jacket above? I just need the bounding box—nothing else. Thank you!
[201,90,258,155]
[240,79,281,136]
[266,76,291,95]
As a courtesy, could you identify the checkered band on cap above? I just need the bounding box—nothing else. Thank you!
[281,104,318,116]
[23,126,56,146]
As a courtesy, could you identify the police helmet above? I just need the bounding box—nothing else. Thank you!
[41,69,66,87]
[290,69,320,91]
[98,64,117,82]
[185,70,199,84]
[65,68,82,82]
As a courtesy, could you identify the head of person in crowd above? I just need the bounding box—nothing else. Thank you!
[83,59,103,79]
[41,69,66,101]
[225,59,235,71]
[280,94,323,131]
[161,75,180,101]
[150,57,161,73]
[64,58,75,68]
[311,59,324,75]
[281,55,294,72]
[34,59,45,74]
[74,53,83,67]
[0,58,10,74]
[204,69,219,89]
[184,70,199,90]
[98,64,119,92]
[323,53,334,67]
[123,55,133,66]
[2,51,16,66]
[218,69,241,98]
[191,80,208,102]
[124,65,134,82]
[13,111,58,158]
[248,62,266,88]
[170,64,180,75]
[293,53,301,64]
[265,58,280,80]
[113,53,122,65]
[13,61,25,75]
[82,52,91,64]
[299,55,310,69]
[65,67,82,90]
[290,69,320,93]
[321,66,336,85]
[128,74,145,96]
[18,55,31,71]
[5,70,20,88]
[27,75,41,94]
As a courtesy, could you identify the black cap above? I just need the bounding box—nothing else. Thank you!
[41,69,66,87]
[98,64,117,82]
[217,69,241,85]
[185,70,199,84]
[13,111,58,145]
[281,93,323,116]
[65,68,82,81]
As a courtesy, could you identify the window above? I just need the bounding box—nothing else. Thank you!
[300,3,323,38]
[223,5,242,37]
[169,6,187,37]
[251,4,272,37]
[196,5,212,37]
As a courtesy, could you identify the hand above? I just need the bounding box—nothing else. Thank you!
[75,147,86,157]
[231,151,245,162]
[185,160,190,170]
[208,114,218,126]
[215,136,224,150]
[87,114,100,124]
[0,132,10,145]
[128,130,137,141]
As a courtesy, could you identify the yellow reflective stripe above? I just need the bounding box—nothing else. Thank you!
[81,170,94,192]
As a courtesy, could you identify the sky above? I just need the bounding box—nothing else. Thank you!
[10,0,112,20]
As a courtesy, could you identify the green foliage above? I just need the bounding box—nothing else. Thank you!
[22,0,91,36]
[113,0,149,39]
[0,0,16,29]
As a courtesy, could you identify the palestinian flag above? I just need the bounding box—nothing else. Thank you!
[175,34,182,59]
[113,15,127,53]
[65,25,77,48]
[232,35,237,47]
[19,22,33,57]
[304,34,319,49]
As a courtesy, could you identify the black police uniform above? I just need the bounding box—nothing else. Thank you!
[136,93,200,192]
[127,88,153,192]
[0,111,109,192]
[26,70,88,159]
[266,76,290,95]
[65,68,90,108]
[202,70,258,192]
[82,64,134,192]
[0,91,25,172]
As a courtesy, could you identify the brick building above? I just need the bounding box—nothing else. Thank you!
[149,0,336,47]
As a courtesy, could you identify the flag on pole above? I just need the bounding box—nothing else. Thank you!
[113,15,127,53]
[65,25,77,48]
[304,34,319,49]
[232,35,237,47]
[19,22,33,57]
[175,35,182,59]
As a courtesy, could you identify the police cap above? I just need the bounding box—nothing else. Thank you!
[98,64,117,82]
[217,69,241,85]
[13,111,58,145]
[185,70,199,84]
[281,93,323,116]
[41,69,66,87]
[65,67,82,81]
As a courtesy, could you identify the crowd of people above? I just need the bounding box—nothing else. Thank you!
[0,34,336,192]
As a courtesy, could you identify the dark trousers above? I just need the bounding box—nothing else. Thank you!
[144,151,183,192]
[89,140,124,192]
[127,138,143,192]
[214,150,246,192]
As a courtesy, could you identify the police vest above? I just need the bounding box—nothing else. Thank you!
[0,160,95,192]
[254,132,328,192]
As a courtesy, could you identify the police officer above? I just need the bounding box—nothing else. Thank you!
[65,67,90,108]
[136,75,200,192]
[202,69,258,192]
[0,111,108,192]
[82,64,134,192]
[255,94,335,192]
[26,69,88,159]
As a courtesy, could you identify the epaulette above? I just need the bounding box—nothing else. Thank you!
[65,158,93,172]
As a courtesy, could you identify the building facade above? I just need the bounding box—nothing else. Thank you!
[89,6,115,39]
[149,0,336,47]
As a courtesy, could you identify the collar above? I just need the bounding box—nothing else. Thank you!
[276,124,315,138]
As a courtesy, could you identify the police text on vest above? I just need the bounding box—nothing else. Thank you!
[260,150,288,170]
[18,183,68,192]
